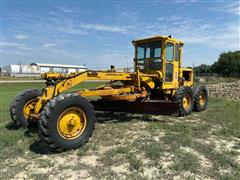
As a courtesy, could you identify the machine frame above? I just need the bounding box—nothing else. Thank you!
[10,35,207,152]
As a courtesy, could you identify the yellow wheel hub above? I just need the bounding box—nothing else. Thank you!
[57,107,86,139]
[182,94,191,110]
[199,92,205,106]
[23,99,36,119]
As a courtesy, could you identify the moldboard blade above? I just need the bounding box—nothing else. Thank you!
[90,100,179,115]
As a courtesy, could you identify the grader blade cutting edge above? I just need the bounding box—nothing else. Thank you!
[90,100,179,115]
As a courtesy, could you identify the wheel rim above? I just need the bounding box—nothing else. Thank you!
[57,107,87,140]
[199,92,206,106]
[23,99,36,119]
[182,94,191,110]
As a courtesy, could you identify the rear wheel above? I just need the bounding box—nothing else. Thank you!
[38,93,96,152]
[174,86,194,116]
[10,89,41,128]
[193,86,208,112]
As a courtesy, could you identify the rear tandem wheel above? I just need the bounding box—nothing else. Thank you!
[10,89,42,128]
[193,85,208,112]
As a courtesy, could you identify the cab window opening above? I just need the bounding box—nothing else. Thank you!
[166,42,174,62]
[136,41,162,71]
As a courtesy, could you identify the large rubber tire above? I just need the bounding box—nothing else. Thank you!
[175,86,194,117]
[10,89,42,128]
[38,93,96,152]
[193,86,208,112]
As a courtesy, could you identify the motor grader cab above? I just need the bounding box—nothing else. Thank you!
[10,35,208,152]
[133,35,193,90]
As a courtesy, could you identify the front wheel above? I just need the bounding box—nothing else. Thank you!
[38,93,96,152]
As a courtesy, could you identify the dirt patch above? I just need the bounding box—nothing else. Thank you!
[111,163,129,174]
[50,169,91,179]
[80,155,98,167]
[210,136,240,153]
[142,167,159,178]
[14,171,29,179]
[219,167,232,176]
[194,138,211,146]
[180,146,213,169]
[159,152,175,169]
[173,171,202,180]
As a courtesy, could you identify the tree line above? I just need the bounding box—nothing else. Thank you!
[194,50,240,77]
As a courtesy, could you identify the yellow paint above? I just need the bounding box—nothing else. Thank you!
[199,92,205,106]
[30,35,195,118]
[141,76,155,89]
[182,94,191,110]
[57,107,87,139]
[23,99,36,119]
[77,87,133,97]
[165,89,172,94]
[132,35,183,45]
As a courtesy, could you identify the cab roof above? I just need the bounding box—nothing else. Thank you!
[132,35,183,45]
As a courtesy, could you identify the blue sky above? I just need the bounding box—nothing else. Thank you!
[1,0,239,69]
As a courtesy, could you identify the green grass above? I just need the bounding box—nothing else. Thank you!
[170,151,201,173]
[0,82,240,179]
[151,98,239,177]
[0,76,42,81]
[0,82,103,158]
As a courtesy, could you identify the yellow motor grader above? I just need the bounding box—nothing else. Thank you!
[10,35,208,152]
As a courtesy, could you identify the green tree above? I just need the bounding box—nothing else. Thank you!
[194,51,240,77]
[194,64,211,74]
[214,51,240,77]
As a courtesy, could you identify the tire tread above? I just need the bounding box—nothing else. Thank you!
[38,93,96,152]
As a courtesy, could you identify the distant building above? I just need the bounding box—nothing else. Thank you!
[1,63,87,77]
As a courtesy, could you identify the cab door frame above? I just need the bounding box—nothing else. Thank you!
[162,39,180,90]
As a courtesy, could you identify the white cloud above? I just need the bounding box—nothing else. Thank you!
[132,14,239,50]
[176,22,239,50]
[2,42,32,50]
[210,1,240,16]
[57,27,88,35]
[58,6,76,13]
[157,17,164,21]
[223,1,240,16]
[115,7,139,24]
[85,52,132,69]
[42,43,57,48]
[49,11,57,16]
[173,0,199,3]
[15,35,28,39]
[3,2,239,67]
[2,42,21,47]
[79,23,128,34]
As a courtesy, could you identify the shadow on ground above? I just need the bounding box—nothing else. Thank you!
[5,111,173,154]
[95,111,165,123]
[29,140,53,154]
[5,121,20,130]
